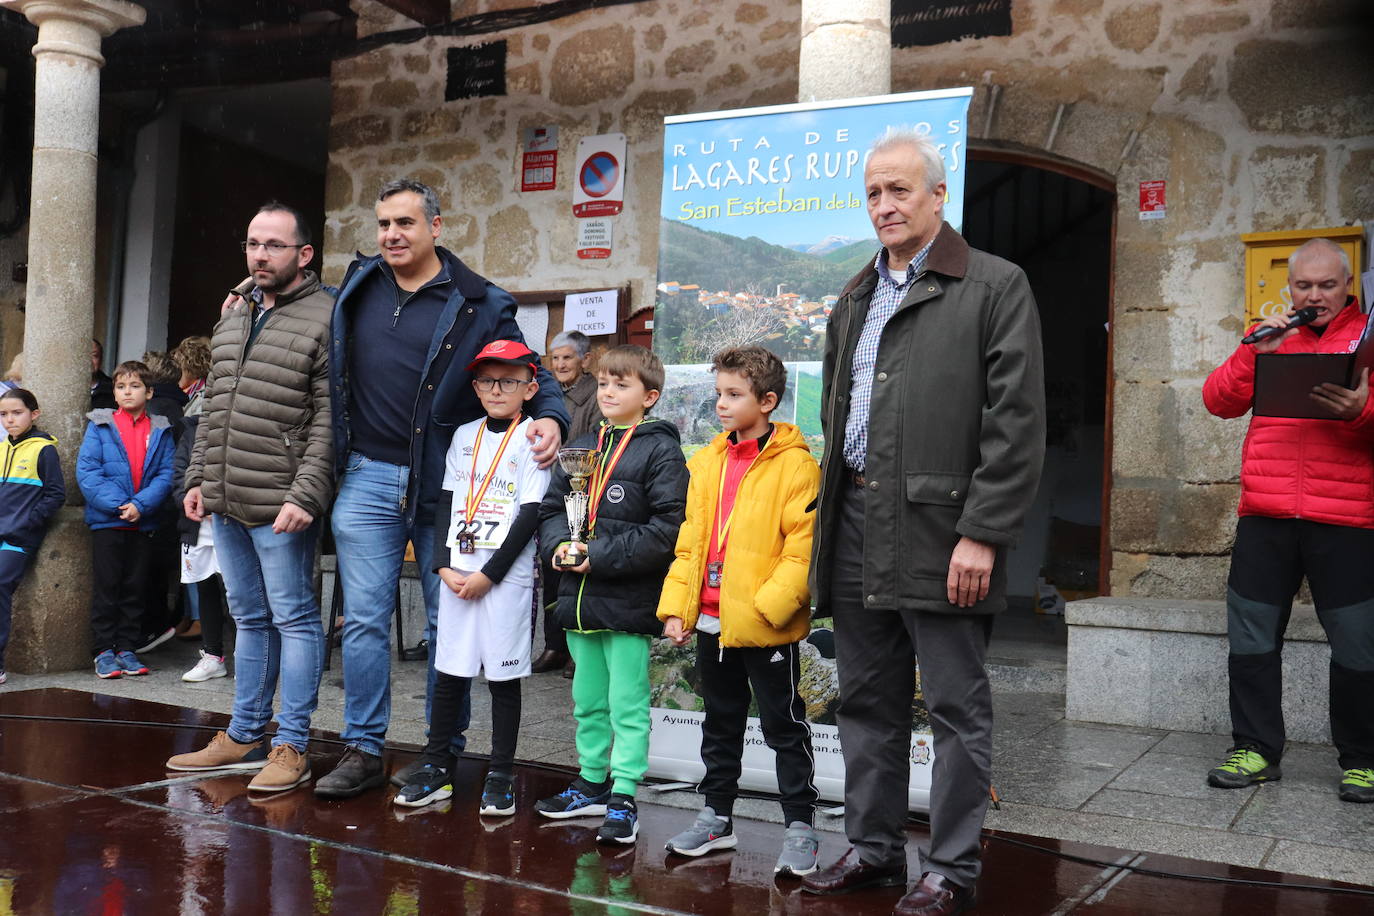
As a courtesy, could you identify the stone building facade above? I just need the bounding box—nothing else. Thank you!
[324,0,1371,601]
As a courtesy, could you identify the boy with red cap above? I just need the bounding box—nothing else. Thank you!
[393,340,551,814]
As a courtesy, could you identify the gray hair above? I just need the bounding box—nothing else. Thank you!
[1289,237,1352,279]
[378,178,441,221]
[550,329,591,358]
[869,128,946,193]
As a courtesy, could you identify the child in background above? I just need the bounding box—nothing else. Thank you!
[536,345,689,844]
[173,411,228,682]
[394,340,551,814]
[658,345,821,875]
[77,361,176,678]
[0,389,66,684]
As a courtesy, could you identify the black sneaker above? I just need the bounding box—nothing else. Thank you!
[480,773,516,816]
[391,757,433,789]
[136,627,177,654]
[393,763,452,809]
[314,747,385,799]
[597,794,638,845]
[534,776,611,819]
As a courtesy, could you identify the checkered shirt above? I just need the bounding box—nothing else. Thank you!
[842,241,934,472]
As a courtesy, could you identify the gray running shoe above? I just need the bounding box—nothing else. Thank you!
[774,821,819,876]
[664,806,737,857]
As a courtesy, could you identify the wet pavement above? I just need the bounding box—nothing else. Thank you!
[2,688,1372,914]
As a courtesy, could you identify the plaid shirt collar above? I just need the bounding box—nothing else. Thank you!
[873,236,936,287]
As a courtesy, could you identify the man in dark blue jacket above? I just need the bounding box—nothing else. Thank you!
[315,178,569,798]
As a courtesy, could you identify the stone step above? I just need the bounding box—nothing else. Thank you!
[987,656,1067,693]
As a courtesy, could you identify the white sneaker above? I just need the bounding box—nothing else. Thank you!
[182,650,227,682]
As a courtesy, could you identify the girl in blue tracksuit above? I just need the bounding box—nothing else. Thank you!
[0,389,66,683]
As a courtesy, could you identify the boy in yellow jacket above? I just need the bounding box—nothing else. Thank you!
[658,345,821,876]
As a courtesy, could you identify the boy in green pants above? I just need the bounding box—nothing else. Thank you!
[536,345,689,843]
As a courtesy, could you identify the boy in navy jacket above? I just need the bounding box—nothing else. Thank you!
[77,361,175,678]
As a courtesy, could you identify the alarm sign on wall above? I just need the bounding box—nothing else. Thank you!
[573,133,627,218]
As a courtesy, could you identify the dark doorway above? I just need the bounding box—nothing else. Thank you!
[165,80,330,349]
[962,153,1115,603]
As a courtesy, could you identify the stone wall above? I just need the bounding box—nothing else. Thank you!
[325,0,802,313]
[327,0,1372,600]
[889,0,1372,598]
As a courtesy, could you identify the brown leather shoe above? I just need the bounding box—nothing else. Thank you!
[894,872,975,915]
[801,847,907,895]
[531,649,570,674]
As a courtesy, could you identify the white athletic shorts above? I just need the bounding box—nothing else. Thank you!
[434,573,533,680]
[180,519,219,584]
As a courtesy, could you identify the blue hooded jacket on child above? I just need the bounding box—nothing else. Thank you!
[76,409,175,531]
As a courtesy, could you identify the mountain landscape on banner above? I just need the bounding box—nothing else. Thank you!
[657,219,875,300]
[786,235,869,256]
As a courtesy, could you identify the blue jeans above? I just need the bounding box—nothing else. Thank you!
[332,452,469,758]
[215,514,324,751]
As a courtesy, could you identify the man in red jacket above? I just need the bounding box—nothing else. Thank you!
[1202,237,1374,803]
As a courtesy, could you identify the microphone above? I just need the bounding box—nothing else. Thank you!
[1242,307,1319,345]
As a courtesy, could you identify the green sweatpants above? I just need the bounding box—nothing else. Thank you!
[566,629,652,797]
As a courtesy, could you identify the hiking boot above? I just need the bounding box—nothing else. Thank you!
[775,822,820,876]
[314,747,385,799]
[1339,767,1374,803]
[534,776,611,819]
[1207,746,1280,788]
[249,744,311,793]
[94,650,122,679]
[393,763,453,809]
[182,650,227,683]
[665,806,736,857]
[480,773,515,816]
[167,731,268,772]
[115,650,149,676]
[597,794,639,845]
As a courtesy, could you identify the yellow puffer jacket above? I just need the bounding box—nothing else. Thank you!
[656,422,819,648]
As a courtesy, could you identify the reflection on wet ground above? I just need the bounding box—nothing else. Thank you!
[1,688,1370,914]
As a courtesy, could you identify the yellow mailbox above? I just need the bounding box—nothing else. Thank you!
[1241,226,1364,326]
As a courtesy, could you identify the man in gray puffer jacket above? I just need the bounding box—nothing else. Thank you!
[166,202,334,794]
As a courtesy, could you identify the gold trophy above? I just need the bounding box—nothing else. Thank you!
[556,448,599,568]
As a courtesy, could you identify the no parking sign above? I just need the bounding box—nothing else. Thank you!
[572,133,626,217]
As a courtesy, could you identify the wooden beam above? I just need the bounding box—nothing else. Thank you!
[372,0,449,26]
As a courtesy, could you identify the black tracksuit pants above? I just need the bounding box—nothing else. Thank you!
[1226,516,1374,769]
[695,630,818,825]
[90,528,152,657]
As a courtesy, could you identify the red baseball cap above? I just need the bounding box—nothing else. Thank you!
[467,339,539,373]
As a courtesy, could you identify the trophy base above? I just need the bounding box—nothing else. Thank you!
[554,553,585,570]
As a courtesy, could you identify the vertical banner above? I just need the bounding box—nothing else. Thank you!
[648,88,973,813]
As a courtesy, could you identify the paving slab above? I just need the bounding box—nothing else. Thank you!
[992,750,1122,809]
[1234,782,1374,852]
[1081,786,1251,831]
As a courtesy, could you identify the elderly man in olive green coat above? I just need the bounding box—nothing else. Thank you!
[802,132,1045,916]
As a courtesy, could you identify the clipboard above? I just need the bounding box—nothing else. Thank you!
[1253,309,1374,419]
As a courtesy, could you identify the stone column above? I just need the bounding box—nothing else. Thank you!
[8,0,145,673]
[799,0,890,103]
